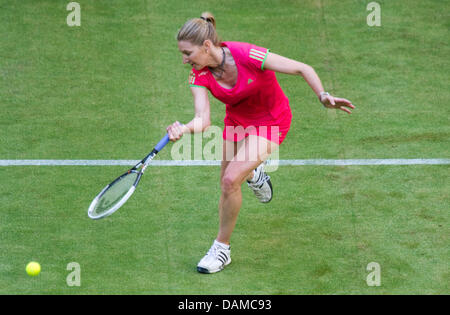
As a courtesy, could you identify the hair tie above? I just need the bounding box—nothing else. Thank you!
[200,16,209,22]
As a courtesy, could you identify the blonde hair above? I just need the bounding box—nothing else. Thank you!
[177,12,221,46]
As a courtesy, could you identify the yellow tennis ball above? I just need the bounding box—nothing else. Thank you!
[26,262,41,277]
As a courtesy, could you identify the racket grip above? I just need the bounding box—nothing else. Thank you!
[154,134,170,152]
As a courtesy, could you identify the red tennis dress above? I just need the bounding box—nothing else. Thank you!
[188,41,292,145]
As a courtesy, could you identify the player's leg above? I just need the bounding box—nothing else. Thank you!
[197,136,278,274]
[197,139,237,274]
[217,135,278,244]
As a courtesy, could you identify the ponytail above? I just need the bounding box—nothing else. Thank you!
[177,12,221,46]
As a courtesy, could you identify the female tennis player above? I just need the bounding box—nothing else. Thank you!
[167,12,354,274]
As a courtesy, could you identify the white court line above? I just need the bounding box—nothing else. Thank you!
[0,159,449,166]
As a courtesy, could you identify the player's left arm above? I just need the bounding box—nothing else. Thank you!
[263,52,355,114]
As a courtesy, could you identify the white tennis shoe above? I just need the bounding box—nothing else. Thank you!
[247,163,273,203]
[197,240,231,274]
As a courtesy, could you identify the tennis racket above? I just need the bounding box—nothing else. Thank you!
[88,133,170,220]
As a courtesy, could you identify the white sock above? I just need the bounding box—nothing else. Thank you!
[214,240,230,249]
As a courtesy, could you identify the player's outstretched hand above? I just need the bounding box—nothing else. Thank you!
[320,94,355,114]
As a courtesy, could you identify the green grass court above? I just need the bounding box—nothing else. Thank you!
[1,0,448,294]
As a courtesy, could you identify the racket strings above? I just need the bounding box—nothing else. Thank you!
[91,172,138,217]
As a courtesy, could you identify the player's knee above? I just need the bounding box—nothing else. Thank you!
[221,174,241,194]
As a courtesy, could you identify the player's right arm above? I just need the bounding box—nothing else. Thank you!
[166,86,211,142]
